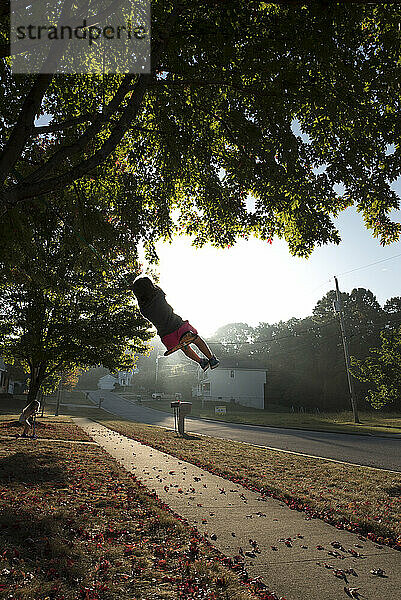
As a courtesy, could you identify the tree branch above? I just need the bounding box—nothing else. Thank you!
[45,362,65,377]
[27,0,185,185]
[0,74,53,184]
[26,76,135,185]
[0,0,75,184]
[33,113,100,135]
[1,2,184,209]
[5,73,151,203]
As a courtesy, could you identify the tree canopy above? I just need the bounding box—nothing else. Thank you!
[1,1,401,257]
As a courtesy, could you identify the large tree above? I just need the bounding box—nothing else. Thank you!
[0,195,152,402]
[1,1,400,257]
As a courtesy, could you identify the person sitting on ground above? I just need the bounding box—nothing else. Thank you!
[18,399,40,437]
[131,276,219,371]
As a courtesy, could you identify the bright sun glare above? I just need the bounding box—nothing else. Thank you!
[138,204,401,339]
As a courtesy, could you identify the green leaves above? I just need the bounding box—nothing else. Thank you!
[0,191,152,397]
[351,326,401,410]
[1,2,400,256]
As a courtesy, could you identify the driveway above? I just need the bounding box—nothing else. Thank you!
[88,390,401,472]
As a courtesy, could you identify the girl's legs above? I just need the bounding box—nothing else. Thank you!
[181,345,203,363]
[192,336,213,359]
[23,417,31,436]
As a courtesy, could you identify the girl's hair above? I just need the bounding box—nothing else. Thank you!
[131,277,156,304]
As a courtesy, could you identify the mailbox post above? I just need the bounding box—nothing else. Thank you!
[171,401,192,436]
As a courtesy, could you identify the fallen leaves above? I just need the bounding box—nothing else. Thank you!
[370,568,386,577]
[0,435,259,600]
[0,417,92,442]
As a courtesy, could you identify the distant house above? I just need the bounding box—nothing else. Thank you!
[0,357,26,395]
[98,374,118,391]
[117,369,138,387]
[97,368,138,391]
[193,358,267,409]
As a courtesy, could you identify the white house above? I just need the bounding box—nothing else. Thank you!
[98,374,118,391]
[0,357,26,395]
[97,368,139,390]
[117,370,132,386]
[193,358,267,409]
[117,368,138,387]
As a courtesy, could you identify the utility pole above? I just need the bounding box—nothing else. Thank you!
[155,355,164,394]
[333,276,360,424]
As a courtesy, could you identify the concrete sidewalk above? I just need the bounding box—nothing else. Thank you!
[74,417,401,600]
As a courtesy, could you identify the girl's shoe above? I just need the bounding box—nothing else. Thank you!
[209,355,219,369]
[199,358,210,371]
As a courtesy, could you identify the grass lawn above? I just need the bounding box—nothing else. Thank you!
[0,421,257,600]
[0,414,93,442]
[43,390,98,407]
[140,398,401,436]
[3,394,401,574]
[73,410,401,550]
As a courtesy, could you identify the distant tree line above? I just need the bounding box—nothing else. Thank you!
[209,288,401,412]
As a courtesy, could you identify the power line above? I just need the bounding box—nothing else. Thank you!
[309,278,333,294]
[308,251,401,296]
[337,252,401,277]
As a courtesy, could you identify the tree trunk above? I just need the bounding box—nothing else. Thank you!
[27,376,40,403]
[27,365,46,404]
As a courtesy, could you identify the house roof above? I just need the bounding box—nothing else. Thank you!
[216,358,266,370]
[98,375,117,382]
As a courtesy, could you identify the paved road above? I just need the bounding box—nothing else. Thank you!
[88,390,401,472]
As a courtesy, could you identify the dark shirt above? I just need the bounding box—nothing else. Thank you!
[138,286,184,337]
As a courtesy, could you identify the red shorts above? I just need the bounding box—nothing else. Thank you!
[161,321,198,351]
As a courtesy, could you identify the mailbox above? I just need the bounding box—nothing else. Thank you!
[179,402,192,415]
[170,401,192,435]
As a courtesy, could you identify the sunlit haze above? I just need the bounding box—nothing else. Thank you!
[146,205,401,338]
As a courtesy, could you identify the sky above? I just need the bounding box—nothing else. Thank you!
[150,204,401,338]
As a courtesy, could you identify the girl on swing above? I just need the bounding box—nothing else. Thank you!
[131,277,219,371]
